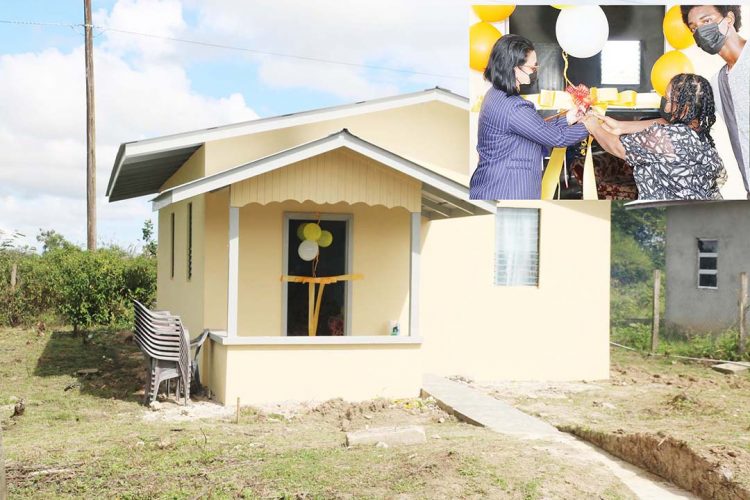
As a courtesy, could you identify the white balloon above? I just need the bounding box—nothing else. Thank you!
[555,6,609,59]
[298,240,319,261]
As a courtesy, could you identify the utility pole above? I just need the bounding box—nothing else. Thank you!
[84,0,97,250]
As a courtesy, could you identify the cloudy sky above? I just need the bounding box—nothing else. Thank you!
[0,0,469,250]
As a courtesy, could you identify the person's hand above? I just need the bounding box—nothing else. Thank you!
[588,109,624,135]
[565,104,588,125]
[581,114,600,134]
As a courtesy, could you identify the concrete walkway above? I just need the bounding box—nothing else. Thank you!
[422,374,697,500]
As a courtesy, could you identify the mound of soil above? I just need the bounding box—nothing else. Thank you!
[561,426,750,500]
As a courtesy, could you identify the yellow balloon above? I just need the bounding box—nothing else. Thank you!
[552,5,575,9]
[303,223,322,241]
[318,230,333,248]
[663,5,695,50]
[470,22,502,72]
[650,50,695,96]
[472,5,515,22]
[296,223,308,241]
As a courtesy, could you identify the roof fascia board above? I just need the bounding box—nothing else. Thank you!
[105,143,128,196]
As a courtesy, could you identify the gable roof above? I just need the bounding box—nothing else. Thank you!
[151,129,495,219]
[107,87,468,202]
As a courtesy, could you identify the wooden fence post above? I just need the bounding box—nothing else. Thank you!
[740,272,748,356]
[9,263,16,292]
[652,270,661,353]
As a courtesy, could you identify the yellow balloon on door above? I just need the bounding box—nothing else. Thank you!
[472,5,515,22]
[651,50,695,96]
[663,5,695,50]
[470,22,502,72]
[318,230,333,248]
[303,223,322,241]
[296,223,308,241]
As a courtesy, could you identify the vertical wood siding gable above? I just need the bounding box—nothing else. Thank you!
[230,148,421,211]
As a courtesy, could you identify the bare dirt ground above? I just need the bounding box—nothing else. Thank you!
[471,349,750,500]
[2,327,636,499]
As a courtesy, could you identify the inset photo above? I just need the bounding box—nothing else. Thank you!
[469,4,749,201]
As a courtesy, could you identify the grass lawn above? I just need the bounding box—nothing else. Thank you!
[0,327,634,499]
[478,349,750,499]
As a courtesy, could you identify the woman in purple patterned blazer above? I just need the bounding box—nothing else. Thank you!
[470,35,589,200]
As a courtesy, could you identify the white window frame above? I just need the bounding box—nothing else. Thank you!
[697,238,718,290]
[281,212,353,336]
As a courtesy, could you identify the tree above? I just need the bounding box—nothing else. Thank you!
[141,219,157,258]
[611,202,666,269]
[36,230,75,253]
[51,248,126,342]
[0,229,24,251]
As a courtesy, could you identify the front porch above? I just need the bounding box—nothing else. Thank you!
[151,130,494,405]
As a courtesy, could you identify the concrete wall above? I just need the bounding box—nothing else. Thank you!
[203,189,230,331]
[665,202,750,332]
[420,200,611,381]
[218,343,422,405]
[156,194,205,339]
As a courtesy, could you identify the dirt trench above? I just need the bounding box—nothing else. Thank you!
[561,426,750,500]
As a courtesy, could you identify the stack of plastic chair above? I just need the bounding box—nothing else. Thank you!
[133,300,190,405]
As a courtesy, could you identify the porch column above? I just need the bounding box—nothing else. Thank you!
[227,206,239,337]
[409,211,421,337]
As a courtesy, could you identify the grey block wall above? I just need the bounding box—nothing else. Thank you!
[665,202,750,333]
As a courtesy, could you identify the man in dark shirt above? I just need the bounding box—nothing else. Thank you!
[682,5,749,198]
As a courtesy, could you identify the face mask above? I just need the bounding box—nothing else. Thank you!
[516,67,538,87]
[527,70,538,87]
[694,17,729,55]
[659,96,672,122]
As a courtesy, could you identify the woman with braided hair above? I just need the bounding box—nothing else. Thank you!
[581,73,726,200]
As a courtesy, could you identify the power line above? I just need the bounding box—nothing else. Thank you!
[0,19,75,28]
[0,19,465,81]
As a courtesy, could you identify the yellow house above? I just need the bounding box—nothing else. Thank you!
[107,88,611,405]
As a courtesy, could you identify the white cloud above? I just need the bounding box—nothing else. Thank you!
[183,0,469,99]
[94,0,188,62]
[0,0,258,250]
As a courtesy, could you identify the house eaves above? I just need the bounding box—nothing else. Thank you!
[150,129,495,220]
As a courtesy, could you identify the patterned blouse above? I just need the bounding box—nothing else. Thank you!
[620,123,726,200]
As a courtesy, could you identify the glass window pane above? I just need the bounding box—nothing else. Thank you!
[699,274,718,288]
[698,239,718,253]
[601,41,641,85]
[495,208,540,287]
[699,257,717,270]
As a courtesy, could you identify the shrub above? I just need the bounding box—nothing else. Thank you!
[0,251,56,327]
[0,238,157,332]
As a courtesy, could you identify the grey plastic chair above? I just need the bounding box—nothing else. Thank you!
[133,300,208,405]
